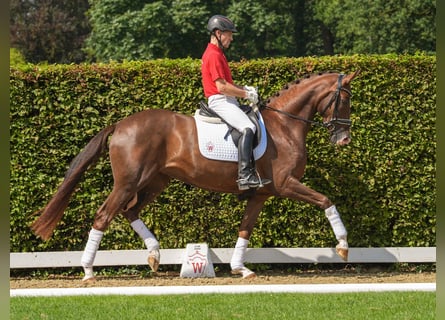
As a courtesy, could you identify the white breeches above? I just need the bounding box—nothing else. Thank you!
[208,94,256,133]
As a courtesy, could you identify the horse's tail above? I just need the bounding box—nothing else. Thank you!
[31,124,116,240]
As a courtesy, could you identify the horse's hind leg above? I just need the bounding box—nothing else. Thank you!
[122,174,171,272]
[80,182,139,281]
[81,228,104,281]
[80,174,170,281]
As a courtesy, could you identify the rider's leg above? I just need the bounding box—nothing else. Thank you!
[236,128,272,190]
[208,95,271,190]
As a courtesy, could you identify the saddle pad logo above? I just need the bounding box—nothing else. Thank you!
[206,141,215,152]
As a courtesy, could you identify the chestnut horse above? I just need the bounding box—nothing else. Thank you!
[32,70,360,280]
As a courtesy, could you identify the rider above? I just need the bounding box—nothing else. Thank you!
[201,14,272,190]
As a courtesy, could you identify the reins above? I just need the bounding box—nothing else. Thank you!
[260,74,352,129]
[262,104,325,127]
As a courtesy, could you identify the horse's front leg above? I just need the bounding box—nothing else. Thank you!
[280,177,349,261]
[230,195,268,279]
[325,204,348,260]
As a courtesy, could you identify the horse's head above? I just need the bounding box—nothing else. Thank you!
[262,69,360,146]
[317,70,360,146]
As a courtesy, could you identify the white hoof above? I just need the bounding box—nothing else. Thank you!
[148,249,160,272]
[231,267,256,279]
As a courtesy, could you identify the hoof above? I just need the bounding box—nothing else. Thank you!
[231,267,256,279]
[148,249,160,272]
[82,275,96,282]
[82,267,95,282]
[336,245,349,261]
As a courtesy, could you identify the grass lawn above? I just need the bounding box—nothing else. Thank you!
[10,291,435,320]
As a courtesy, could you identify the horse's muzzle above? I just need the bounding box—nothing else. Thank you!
[330,129,351,146]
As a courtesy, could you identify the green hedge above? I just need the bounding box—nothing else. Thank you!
[10,54,436,253]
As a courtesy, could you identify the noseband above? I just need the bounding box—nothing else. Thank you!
[262,74,352,130]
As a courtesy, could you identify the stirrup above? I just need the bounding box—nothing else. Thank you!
[237,172,271,190]
[252,169,272,188]
[237,174,260,190]
[237,180,252,191]
[258,176,272,187]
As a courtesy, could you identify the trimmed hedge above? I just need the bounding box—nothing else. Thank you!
[10,54,436,253]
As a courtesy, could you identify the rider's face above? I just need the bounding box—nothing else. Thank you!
[218,31,233,48]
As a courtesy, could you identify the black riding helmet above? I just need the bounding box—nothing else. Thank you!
[207,15,238,33]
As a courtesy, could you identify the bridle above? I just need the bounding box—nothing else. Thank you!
[261,74,352,130]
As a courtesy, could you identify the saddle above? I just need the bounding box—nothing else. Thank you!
[196,101,262,148]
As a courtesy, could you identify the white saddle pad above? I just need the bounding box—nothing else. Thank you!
[194,110,267,162]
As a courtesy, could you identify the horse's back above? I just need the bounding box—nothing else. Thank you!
[110,108,198,171]
[119,108,190,126]
[113,108,194,141]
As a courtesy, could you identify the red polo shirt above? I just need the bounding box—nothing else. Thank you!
[201,43,234,98]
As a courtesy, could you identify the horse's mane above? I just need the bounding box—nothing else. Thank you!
[263,70,338,106]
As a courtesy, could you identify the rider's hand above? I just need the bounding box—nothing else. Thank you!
[244,86,259,105]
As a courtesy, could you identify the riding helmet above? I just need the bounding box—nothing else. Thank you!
[207,15,238,33]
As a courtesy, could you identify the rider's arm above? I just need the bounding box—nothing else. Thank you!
[215,78,248,99]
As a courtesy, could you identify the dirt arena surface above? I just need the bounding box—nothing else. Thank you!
[10,269,436,289]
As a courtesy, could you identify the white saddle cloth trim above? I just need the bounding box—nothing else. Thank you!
[194,110,267,162]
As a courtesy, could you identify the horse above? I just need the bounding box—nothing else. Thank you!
[32,70,360,280]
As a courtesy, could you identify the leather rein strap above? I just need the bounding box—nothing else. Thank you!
[261,74,352,129]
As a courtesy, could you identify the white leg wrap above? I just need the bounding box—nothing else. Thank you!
[230,237,249,270]
[130,219,159,251]
[81,228,103,268]
[325,205,347,241]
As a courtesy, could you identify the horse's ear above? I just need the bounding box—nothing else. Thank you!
[343,69,361,85]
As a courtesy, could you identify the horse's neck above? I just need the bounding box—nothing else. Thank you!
[270,87,318,123]
[263,105,310,152]
[264,84,323,148]
[292,85,322,116]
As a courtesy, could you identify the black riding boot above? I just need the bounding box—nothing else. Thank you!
[237,128,271,190]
